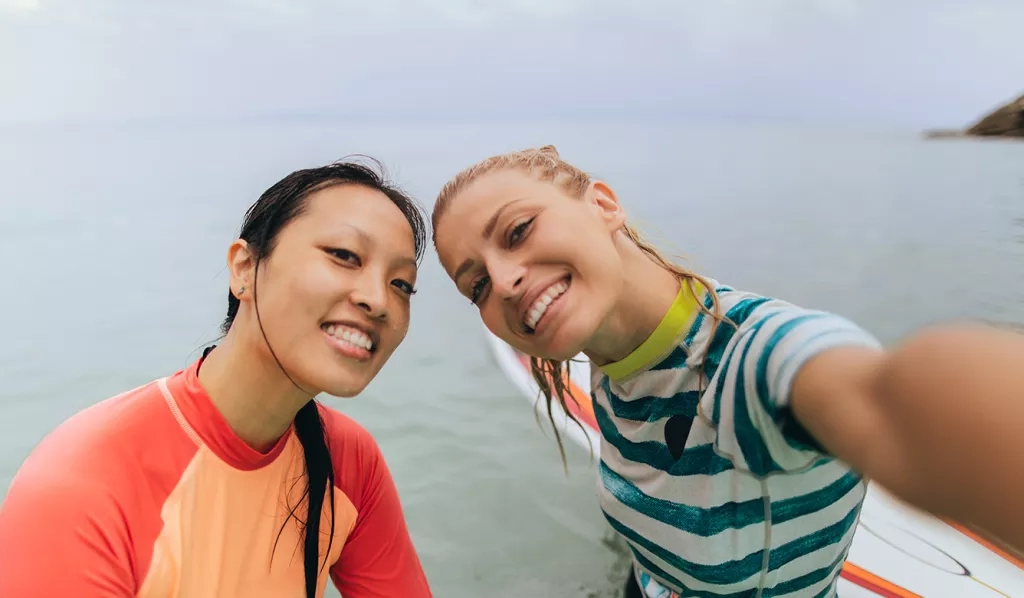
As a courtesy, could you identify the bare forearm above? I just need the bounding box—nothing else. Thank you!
[790,322,1024,552]
[870,323,1024,550]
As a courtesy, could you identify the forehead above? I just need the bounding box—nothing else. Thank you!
[436,170,562,252]
[286,183,415,253]
[443,169,556,221]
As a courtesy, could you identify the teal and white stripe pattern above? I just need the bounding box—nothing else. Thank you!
[593,283,882,597]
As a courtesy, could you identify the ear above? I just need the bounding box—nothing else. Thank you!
[586,180,627,231]
[227,239,256,301]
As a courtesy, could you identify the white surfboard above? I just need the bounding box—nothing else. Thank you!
[485,329,1024,597]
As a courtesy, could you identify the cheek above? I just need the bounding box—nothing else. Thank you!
[391,304,412,338]
[480,303,508,333]
[573,227,619,267]
[262,262,336,323]
[299,261,347,298]
[543,218,605,262]
[375,299,411,351]
[562,241,623,308]
[557,240,602,280]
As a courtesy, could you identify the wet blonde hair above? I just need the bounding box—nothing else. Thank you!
[433,145,727,468]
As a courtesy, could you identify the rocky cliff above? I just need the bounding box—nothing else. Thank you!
[966,94,1024,137]
[926,93,1024,139]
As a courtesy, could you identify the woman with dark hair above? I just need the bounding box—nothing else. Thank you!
[0,159,434,598]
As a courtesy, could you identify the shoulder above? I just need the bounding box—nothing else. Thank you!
[316,403,389,508]
[682,283,778,354]
[707,285,880,354]
[711,284,804,330]
[700,285,882,412]
[318,407,430,596]
[708,286,882,415]
[317,402,383,461]
[11,379,181,490]
[4,375,197,507]
[0,377,192,591]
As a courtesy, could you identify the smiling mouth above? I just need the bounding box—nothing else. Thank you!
[321,323,377,354]
[523,275,570,334]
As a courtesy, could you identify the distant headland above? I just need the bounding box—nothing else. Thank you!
[925,92,1024,140]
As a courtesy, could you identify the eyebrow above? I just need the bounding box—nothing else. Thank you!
[453,258,475,288]
[330,223,371,244]
[325,224,418,270]
[482,198,526,240]
[394,256,418,270]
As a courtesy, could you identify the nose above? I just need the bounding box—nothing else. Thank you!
[489,257,526,300]
[349,274,389,320]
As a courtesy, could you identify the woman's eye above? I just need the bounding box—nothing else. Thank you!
[392,279,417,296]
[327,248,361,266]
[470,275,490,304]
[507,217,534,247]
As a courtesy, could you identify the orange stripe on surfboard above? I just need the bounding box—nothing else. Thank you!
[840,563,921,598]
[948,523,1024,571]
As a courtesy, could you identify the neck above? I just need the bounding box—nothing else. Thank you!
[584,237,682,366]
[198,327,313,453]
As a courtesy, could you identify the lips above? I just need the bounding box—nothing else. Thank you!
[320,320,379,353]
[519,274,571,334]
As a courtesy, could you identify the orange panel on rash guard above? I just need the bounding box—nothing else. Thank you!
[0,356,431,597]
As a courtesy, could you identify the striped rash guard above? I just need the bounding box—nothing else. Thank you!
[592,282,881,597]
[0,353,431,597]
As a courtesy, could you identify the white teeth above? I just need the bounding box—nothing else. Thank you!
[324,324,374,352]
[524,280,569,330]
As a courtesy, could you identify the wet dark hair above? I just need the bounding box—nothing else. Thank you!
[218,158,426,597]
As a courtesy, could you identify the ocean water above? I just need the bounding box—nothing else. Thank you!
[1,120,1022,597]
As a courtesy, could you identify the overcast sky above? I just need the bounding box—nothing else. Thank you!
[2,0,1022,127]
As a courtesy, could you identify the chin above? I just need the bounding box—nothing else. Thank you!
[497,322,585,362]
[296,364,373,399]
[539,345,583,363]
[304,347,383,398]
[318,380,369,399]
[543,322,596,362]
[321,366,376,396]
[512,336,582,363]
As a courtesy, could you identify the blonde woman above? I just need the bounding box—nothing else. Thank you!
[430,145,1023,597]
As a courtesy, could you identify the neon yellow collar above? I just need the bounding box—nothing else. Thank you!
[598,283,703,382]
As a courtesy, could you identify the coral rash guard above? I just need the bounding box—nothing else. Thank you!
[0,356,431,597]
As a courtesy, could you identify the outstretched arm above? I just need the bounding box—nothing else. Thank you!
[790,322,1024,553]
